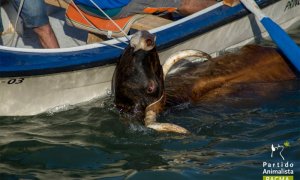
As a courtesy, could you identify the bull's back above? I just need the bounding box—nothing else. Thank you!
[165,45,297,105]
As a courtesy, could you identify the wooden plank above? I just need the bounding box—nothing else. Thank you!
[87,32,107,44]
[131,15,172,30]
[223,0,240,7]
[86,15,172,43]
[44,0,69,9]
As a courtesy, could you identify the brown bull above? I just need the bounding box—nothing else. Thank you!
[112,31,297,134]
[165,45,297,104]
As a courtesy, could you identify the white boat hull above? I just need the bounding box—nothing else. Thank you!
[1,65,115,116]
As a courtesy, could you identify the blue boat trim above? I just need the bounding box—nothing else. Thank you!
[155,0,278,50]
[0,46,124,77]
[0,0,278,77]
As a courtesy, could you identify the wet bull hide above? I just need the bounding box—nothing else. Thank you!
[113,30,164,120]
[112,31,297,134]
[165,45,297,105]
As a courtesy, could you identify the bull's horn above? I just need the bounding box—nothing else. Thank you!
[147,123,190,134]
[163,49,211,78]
[144,110,157,126]
[145,110,190,134]
[143,50,209,134]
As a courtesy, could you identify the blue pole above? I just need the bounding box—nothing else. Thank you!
[261,17,300,71]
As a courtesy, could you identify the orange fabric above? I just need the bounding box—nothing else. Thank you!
[143,7,177,14]
[66,2,134,33]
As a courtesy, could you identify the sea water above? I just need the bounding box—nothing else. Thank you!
[0,31,300,180]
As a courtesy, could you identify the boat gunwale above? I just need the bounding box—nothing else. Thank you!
[0,2,224,53]
[0,0,281,77]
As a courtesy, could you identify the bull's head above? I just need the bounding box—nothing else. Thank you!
[112,31,164,121]
[112,31,210,134]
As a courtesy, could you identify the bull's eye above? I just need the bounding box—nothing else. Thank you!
[147,86,154,94]
[146,80,156,94]
[146,38,153,47]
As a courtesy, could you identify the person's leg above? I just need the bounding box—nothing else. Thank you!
[11,0,59,48]
[33,23,59,48]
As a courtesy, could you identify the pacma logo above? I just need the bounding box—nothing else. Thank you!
[271,141,290,161]
[285,0,300,11]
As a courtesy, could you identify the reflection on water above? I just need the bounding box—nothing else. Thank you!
[1,34,300,180]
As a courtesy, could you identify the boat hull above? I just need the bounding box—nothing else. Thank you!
[1,65,115,115]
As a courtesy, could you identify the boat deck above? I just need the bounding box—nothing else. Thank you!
[0,1,174,49]
[0,3,88,48]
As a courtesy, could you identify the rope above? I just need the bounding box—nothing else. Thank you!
[69,0,129,47]
[4,0,25,47]
[88,0,131,41]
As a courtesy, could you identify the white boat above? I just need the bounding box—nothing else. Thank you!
[0,0,299,116]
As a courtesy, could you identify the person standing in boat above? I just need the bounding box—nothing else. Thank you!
[9,0,60,48]
[73,0,216,19]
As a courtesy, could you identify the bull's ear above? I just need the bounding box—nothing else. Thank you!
[144,37,156,51]
[146,38,153,47]
[146,34,156,47]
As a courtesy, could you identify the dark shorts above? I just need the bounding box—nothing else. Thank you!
[11,0,49,28]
